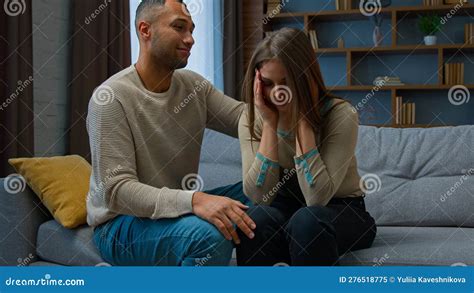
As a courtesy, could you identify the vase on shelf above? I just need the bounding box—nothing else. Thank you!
[373,26,382,47]
[423,35,437,45]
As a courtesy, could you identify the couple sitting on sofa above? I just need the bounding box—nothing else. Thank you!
[87,0,377,266]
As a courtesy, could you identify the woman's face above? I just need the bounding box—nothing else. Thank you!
[258,59,293,110]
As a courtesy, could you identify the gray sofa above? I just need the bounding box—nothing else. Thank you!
[1,125,473,266]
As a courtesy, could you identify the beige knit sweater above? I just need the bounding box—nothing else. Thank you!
[86,65,244,227]
[239,99,364,206]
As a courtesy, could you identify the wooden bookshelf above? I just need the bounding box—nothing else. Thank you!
[271,4,474,21]
[261,1,474,128]
[328,84,474,91]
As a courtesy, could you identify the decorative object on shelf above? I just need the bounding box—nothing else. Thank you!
[336,0,353,11]
[366,0,391,47]
[444,0,468,4]
[308,30,319,49]
[444,63,464,84]
[423,0,444,5]
[373,76,404,86]
[266,0,283,16]
[418,14,441,45]
[465,23,474,44]
[337,37,345,48]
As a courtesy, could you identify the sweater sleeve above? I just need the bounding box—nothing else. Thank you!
[205,82,245,138]
[294,103,360,207]
[239,109,281,205]
[87,94,194,220]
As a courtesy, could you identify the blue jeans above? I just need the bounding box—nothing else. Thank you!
[93,182,251,266]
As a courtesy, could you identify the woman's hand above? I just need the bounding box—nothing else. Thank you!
[254,69,278,127]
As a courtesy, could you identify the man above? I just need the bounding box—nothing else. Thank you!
[87,0,255,266]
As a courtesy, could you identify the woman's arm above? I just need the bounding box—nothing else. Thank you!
[240,70,281,205]
[294,103,360,206]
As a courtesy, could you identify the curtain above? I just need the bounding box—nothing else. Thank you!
[223,0,244,100]
[67,0,131,161]
[0,0,35,177]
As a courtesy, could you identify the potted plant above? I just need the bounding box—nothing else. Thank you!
[418,14,442,45]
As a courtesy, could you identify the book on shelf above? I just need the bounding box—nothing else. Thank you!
[466,23,474,44]
[335,0,352,11]
[373,76,404,86]
[308,30,319,50]
[444,63,464,84]
[396,97,416,126]
[423,0,444,5]
[445,0,468,4]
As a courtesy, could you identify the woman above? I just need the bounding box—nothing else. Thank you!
[236,27,377,266]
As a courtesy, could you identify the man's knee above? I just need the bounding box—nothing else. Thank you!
[187,218,233,266]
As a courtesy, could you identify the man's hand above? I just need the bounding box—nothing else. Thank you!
[192,192,256,244]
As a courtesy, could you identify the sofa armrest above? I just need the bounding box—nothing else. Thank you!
[0,177,51,266]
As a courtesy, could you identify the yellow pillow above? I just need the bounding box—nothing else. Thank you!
[8,155,91,229]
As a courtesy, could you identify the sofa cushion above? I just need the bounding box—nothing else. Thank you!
[8,155,91,228]
[339,226,474,266]
[0,177,52,266]
[356,125,474,227]
[36,220,107,266]
[199,129,242,190]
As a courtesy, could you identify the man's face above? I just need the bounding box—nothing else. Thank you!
[146,0,195,70]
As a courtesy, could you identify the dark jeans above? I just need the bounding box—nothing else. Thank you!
[236,186,377,266]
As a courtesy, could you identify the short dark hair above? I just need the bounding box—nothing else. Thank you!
[135,0,184,34]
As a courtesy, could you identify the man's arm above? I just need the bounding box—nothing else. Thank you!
[205,83,245,138]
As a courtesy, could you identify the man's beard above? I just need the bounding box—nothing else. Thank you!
[151,37,188,70]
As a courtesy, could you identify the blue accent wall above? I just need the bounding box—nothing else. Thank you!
[270,0,474,126]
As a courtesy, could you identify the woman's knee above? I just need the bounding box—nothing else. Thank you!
[245,205,286,226]
[287,206,336,241]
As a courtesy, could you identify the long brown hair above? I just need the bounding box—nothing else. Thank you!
[242,27,348,143]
